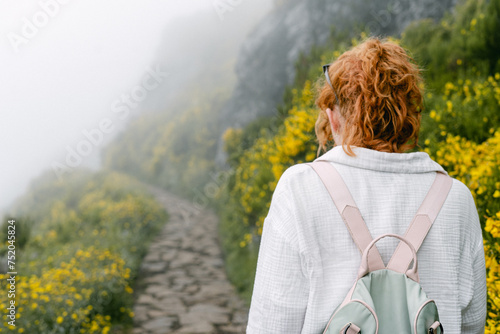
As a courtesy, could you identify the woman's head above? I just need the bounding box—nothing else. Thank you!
[315,37,424,156]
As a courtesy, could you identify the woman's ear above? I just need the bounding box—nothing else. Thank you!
[326,106,341,134]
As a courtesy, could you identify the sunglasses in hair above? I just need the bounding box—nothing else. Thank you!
[322,63,339,105]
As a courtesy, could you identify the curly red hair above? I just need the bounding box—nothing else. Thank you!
[315,38,423,156]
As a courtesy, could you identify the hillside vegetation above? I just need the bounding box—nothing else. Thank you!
[103,88,228,198]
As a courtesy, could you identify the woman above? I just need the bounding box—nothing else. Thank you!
[246,38,486,333]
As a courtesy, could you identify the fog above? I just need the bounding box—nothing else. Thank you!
[0,0,272,213]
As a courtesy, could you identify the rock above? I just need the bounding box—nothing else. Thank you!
[143,274,169,285]
[156,288,180,300]
[184,285,199,294]
[137,294,158,306]
[175,322,213,333]
[157,297,186,314]
[197,282,234,299]
[180,304,230,326]
[162,250,179,262]
[218,325,247,334]
[144,252,162,262]
[142,316,176,331]
[133,305,150,323]
[169,251,198,269]
[141,262,167,273]
[146,284,166,297]
[148,309,166,318]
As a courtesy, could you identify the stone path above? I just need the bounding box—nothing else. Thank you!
[132,186,249,334]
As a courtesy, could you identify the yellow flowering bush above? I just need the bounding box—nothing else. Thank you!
[228,81,317,242]
[427,132,500,220]
[421,75,500,144]
[0,171,167,332]
[485,241,500,333]
[0,247,133,333]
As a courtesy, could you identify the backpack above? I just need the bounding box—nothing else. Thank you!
[308,161,452,334]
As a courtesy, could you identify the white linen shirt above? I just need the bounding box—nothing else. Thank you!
[247,146,486,334]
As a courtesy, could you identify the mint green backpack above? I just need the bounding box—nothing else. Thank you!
[308,161,452,334]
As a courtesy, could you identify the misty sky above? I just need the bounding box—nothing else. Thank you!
[0,0,266,212]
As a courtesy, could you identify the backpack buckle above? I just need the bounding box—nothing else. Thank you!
[343,322,361,334]
[428,321,443,334]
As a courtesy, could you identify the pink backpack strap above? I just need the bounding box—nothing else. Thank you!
[308,161,385,271]
[386,172,453,274]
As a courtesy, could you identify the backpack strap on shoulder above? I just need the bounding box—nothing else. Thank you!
[386,172,453,274]
[308,161,385,271]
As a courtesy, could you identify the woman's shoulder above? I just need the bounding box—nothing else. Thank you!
[281,162,315,178]
[447,176,476,207]
[276,163,320,190]
[269,163,325,209]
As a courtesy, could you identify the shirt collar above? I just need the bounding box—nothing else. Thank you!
[314,146,447,174]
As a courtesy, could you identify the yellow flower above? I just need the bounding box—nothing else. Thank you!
[56,316,63,324]
[446,101,453,112]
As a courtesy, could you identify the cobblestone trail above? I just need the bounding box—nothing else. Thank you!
[132,186,249,333]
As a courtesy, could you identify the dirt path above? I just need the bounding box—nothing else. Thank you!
[132,186,249,334]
